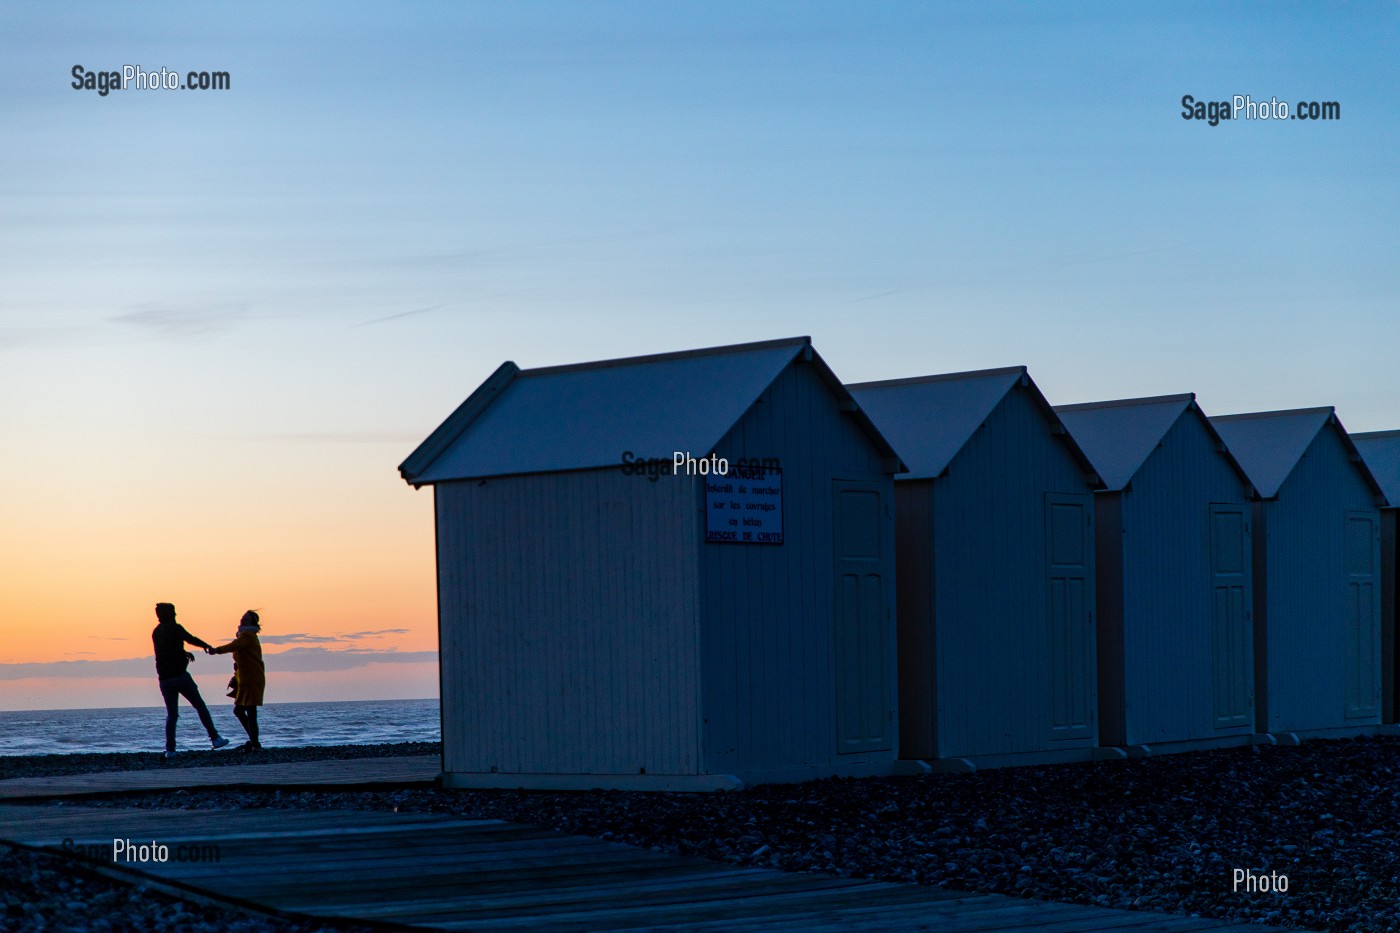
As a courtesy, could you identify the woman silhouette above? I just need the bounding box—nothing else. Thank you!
[210,610,267,751]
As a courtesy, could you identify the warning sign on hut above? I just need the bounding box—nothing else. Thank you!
[705,464,783,544]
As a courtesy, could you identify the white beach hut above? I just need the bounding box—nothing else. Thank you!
[400,337,907,790]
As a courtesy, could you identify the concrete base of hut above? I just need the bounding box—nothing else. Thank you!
[1113,734,1262,759]
[917,745,1117,774]
[1259,724,1387,745]
[441,756,918,792]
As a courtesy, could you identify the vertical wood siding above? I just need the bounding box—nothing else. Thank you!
[1383,510,1397,723]
[927,385,1097,758]
[1094,493,1127,746]
[701,360,896,777]
[1116,411,1253,745]
[1260,427,1381,732]
[435,470,701,776]
[894,482,937,759]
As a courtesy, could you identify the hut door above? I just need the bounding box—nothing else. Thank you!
[1209,504,1253,729]
[833,481,892,754]
[1345,512,1381,719]
[1046,494,1094,741]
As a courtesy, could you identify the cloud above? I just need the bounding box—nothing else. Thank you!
[0,658,154,679]
[257,633,341,645]
[350,305,445,328]
[0,648,437,680]
[106,301,250,341]
[339,629,410,638]
[261,647,438,672]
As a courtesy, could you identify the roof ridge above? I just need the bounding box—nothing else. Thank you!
[520,336,810,378]
[847,366,1026,391]
[1054,393,1194,413]
[1353,429,1400,440]
[1211,406,1334,422]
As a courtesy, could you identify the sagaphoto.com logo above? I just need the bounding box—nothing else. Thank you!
[71,64,231,97]
[1181,94,1339,126]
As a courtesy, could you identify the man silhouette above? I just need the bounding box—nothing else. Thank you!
[152,602,230,758]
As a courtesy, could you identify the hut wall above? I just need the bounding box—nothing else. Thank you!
[1259,427,1381,732]
[1383,508,1397,723]
[1094,492,1127,745]
[700,359,897,780]
[434,469,702,777]
[928,384,1096,759]
[1116,412,1254,746]
[893,480,937,759]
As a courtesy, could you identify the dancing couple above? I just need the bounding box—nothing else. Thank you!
[151,602,266,757]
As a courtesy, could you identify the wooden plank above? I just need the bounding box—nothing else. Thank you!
[0,755,439,799]
[329,874,878,921]
[413,882,1010,932]
[183,852,735,899]
[582,900,1226,933]
[0,801,1304,933]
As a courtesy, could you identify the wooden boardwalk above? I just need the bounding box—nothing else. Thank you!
[0,755,439,800]
[0,801,1299,932]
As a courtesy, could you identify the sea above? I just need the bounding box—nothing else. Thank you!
[0,697,440,757]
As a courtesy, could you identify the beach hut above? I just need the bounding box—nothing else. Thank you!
[847,367,1103,771]
[1212,409,1387,740]
[1352,430,1400,723]
[399,337,907,790]
[1054,395,1257,755]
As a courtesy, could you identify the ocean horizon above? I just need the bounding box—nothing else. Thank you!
[0,697,440,757]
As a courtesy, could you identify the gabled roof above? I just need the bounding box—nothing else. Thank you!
[399,337,904,485]
[1352,430,1400,506]
[1054,394,1252,494]
[847,367,1100,484]
[1212,408,1386,502]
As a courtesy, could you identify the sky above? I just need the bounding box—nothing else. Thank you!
[1,2,1396,710]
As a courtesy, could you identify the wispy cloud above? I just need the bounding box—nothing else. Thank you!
[0,658,154,679]
[0,648,437,680]
[340,629,410,639]
[260,647,437,672]
[257,633,341,645]
[106,301,250,341]
[350,305,445,328]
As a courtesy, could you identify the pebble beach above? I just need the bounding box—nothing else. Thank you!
[7,737,1400,931]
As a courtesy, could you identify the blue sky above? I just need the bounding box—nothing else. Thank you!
[5,3,1396,412]
[0,1,1396,706]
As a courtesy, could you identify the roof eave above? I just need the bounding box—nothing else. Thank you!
[806,345,908,474]
[1192,399,1261,500]
[398,361,521,486]
[1330,413,1389,507]
[1016,371,1105,490]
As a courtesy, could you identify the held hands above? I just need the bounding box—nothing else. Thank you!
[204,646,215,654]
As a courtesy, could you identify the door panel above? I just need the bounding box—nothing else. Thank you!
[1210,504,1253,729]
[1345,512,1380,719]
[1046,494,1094,741]
[833,482,891,754]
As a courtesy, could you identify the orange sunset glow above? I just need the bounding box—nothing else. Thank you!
[0,389,441,709]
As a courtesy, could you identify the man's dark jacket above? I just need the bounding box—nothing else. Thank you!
[152,623,199,680]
